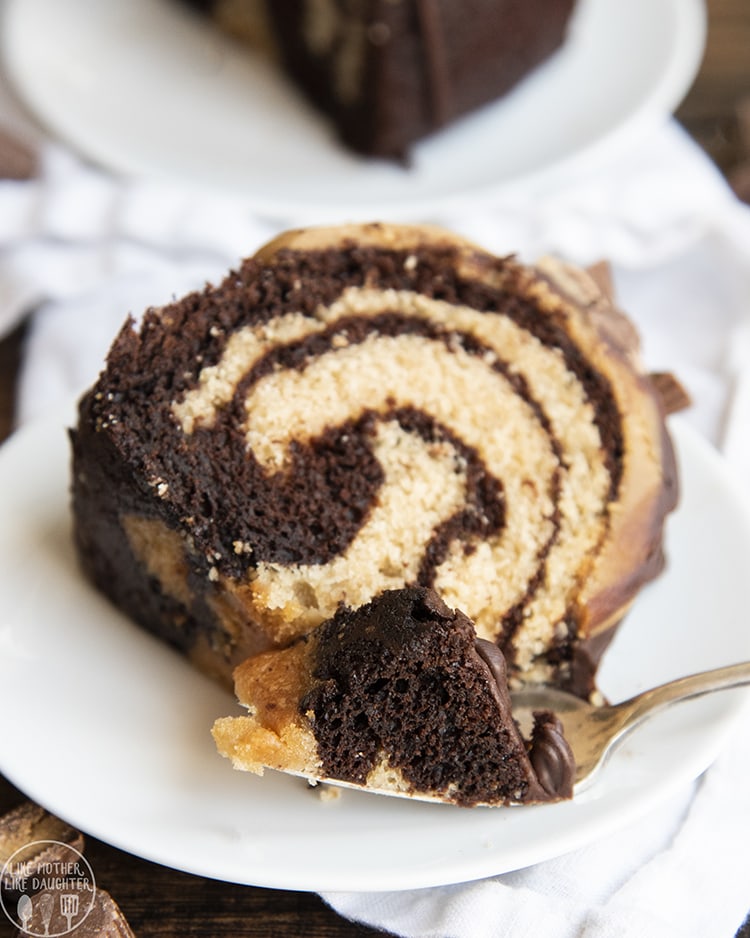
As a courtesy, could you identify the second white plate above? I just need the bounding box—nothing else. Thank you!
[1,0,705,219]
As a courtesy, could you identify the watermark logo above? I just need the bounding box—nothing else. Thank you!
[0,840,96,936]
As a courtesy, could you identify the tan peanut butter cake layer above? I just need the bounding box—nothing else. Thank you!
[71,222,681,805]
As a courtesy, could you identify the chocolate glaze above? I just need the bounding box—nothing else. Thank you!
[474,637,514,712]
[414,0,452,127]
[529,712,575,798]
[261,0,575,159]
[475,639,575,799]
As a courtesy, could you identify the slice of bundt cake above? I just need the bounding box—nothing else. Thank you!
[181,0,577,159]
[71,222,679,699]
[212,587,575,806]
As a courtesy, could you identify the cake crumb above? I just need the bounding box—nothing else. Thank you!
[316,784,342,803]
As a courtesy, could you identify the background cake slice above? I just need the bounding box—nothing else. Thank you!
[181,0,577,158]
[212,587,575,806]
[71,221,679,698]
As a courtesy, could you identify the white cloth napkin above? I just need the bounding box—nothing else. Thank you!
[2,62,750,938]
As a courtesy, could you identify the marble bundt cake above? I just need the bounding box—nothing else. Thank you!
[181,0,577,158]
[212,587,575,806]
[71,222,679,703]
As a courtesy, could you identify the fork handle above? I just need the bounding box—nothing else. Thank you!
[622,661,750,726]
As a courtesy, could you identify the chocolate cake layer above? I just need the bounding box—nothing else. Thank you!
[213,587,574,806]
[72,223,678,696]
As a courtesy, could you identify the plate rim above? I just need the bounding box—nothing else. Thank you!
[0,0,707,221]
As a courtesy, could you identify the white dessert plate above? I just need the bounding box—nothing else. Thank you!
[1,414,750,892]
[0,0,705,220]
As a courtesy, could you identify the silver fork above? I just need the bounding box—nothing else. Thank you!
[511,661,750,790]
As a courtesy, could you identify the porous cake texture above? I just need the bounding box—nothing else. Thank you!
[213,587,575,806]
[71,222,679,703]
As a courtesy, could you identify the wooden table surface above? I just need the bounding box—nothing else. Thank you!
[2,2,750,935]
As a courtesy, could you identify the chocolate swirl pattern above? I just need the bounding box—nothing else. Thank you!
[172,286,609,675]
[72,223,678,693]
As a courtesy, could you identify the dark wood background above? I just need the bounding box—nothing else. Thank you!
[2,1,750,934]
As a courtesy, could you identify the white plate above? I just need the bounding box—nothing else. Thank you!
[1,414,749,892]
[1,0,705,220]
